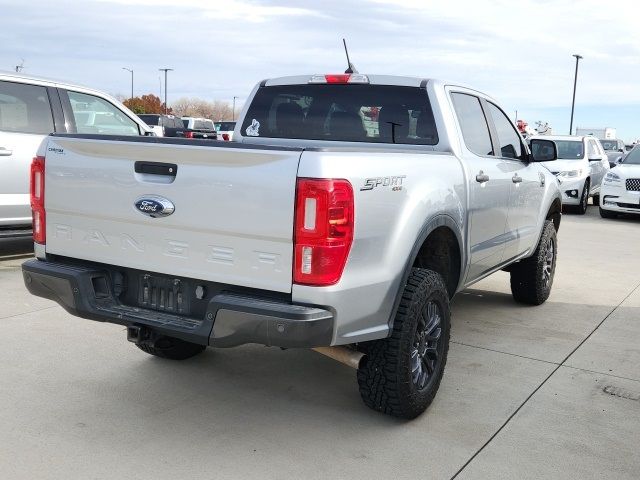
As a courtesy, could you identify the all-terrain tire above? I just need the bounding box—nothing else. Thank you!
[599,206,617,219]
[510,220,557,305]
[136,335,206,360]
[357,268,450,419]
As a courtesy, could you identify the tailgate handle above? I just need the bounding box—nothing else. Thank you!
[134,161,177,177]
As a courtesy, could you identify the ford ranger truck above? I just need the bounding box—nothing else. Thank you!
[22,74,562,419]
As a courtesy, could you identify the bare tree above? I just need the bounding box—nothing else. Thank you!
[171,97,234,121]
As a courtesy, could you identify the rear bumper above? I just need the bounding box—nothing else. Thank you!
[22,259,334,348]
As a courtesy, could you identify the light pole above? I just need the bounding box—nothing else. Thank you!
[569,54,582,135]
[158,68,174,114]
[232,96,238,121]
[122,67,133,100]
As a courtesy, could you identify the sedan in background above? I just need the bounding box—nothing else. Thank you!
[600,145,640,218]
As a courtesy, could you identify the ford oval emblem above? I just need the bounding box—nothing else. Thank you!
[134,195,175,218]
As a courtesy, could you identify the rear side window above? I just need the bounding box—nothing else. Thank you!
[451,93,492,156]
[67,91,139,136]
[0,80,54,134]
[241,84,438,145]
[487,102,523,159]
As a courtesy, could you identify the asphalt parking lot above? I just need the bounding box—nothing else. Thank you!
[1,206,638,480]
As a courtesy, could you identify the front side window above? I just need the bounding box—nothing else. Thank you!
[487,102,523,159]
[67,91,139,136]
[241,84,438,145]
[451,93,493,156]
[0,80,54,134]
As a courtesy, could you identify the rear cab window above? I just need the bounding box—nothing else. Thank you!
[138,115,159,126]
[241,84,438,145]
[215,122,236,131]
[0,80,54,135]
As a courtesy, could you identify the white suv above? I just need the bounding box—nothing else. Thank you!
[529,135,610,214]
[0,71,152,237]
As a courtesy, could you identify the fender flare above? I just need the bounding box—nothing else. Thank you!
[386,213,465,334]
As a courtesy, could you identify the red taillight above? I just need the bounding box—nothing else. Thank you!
[30,156,46,244]
[222,133,230,141]
[294,178,354,286]
[184,131,194,139]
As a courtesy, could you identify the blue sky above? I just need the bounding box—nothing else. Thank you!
[1,0,638,142]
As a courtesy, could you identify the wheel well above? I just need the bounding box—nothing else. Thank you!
[412,226,461,298]
[546,198,562,231]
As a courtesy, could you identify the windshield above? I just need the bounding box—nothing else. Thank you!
[600,140,620,151]
[553,140,584,159]
[622,147,640,165]
[241,84,438,145]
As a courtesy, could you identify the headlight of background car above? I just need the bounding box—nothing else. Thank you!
[604,171,621,183]
[557,169,582,178]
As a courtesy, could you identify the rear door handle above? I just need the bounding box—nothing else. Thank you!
[0,148,13,156]
[512,175,523,184]
[475,171,490,183]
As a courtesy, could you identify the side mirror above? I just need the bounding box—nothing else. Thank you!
[530,139,557,162]
[618,148,624,152]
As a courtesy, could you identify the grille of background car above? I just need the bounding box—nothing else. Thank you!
[625,179,640,191]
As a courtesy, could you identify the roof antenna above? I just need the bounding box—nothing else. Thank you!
[343,39,358,74]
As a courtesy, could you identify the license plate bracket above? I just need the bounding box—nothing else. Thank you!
[137,274,190,314]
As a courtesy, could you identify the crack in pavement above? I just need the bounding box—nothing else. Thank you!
[0,305,59,321]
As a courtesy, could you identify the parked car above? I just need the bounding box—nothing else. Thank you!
[181,117,217,139]
[599,145,640,218]
[599,138,626,168]
[0,71,152,238]
[22,73,561,419]
[138,114,186,138]
[530,135,609,213]
[214,121,235,141]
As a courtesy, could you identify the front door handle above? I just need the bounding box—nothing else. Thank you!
[512,175,523,184]
[0,148,13,156]
[476,171,490,183]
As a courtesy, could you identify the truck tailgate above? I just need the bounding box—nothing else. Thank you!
[43,136,302,293]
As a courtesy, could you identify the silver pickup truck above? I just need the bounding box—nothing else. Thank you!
[22,73,561,419]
